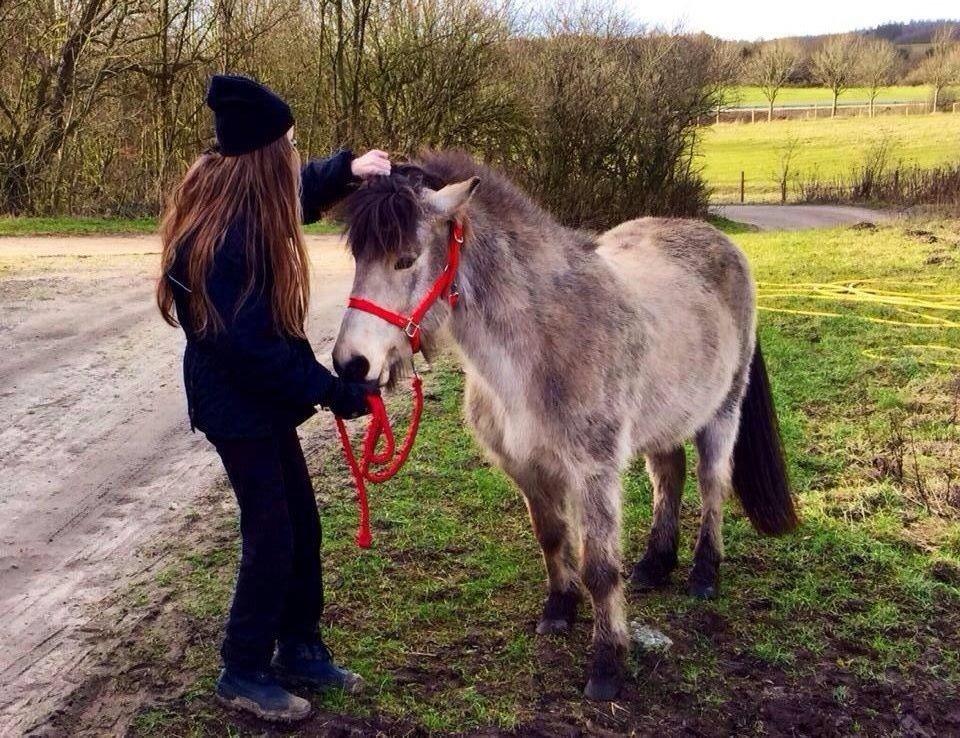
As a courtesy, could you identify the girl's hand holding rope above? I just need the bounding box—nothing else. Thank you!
[325,378,379,420]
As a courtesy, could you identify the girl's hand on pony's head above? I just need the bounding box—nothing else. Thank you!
[351,150,391,180]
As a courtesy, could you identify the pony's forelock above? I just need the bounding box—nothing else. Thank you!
[345,167,427,259]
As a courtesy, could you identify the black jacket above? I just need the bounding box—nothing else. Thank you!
[168,149,356,439]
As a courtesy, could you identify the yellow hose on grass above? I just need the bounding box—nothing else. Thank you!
[755,281,960,369]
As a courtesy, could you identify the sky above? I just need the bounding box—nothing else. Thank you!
[622,0,958,41]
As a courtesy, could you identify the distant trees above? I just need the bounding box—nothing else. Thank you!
[810,34,861,117]
[746,40,800,121]
[734,24,960,118]
[917,25,960,112]
[858,39,901,117]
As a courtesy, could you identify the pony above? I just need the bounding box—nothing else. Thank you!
[332,151,797,700]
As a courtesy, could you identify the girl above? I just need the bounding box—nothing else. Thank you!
[157,74,389,723]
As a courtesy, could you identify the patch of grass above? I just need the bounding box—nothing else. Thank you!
[0,216,342,237]
[700,114,960,202]
[0,216,158,236]
[130,220,960,736]
[706,214,758,234]
[304,220,343,236]
[727,85,938,109]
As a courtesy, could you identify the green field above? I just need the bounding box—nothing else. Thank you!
[700,114,960,202]
[60,219,960,735]
[728,85,937,109]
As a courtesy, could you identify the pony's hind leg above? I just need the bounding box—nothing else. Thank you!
[580,469,629,700]
[631,447,685,591]
[691,409,739,599]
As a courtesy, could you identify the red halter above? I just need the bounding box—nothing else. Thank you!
[346,220,463,353]
[335,220,464,547]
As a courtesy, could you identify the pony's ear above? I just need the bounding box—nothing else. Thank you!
[424,177,480,216]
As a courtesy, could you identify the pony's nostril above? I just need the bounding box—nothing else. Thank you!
[339,354,370,382]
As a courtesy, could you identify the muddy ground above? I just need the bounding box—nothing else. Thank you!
[0,234,353,735]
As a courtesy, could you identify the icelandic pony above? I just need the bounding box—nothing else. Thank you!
[332,151,797,699]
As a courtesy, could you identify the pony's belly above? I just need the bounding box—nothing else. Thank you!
[628,310,743,452]
[629,381,728,453]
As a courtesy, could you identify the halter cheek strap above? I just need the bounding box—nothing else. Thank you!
[347,220,463,353]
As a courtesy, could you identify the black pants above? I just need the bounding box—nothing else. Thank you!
[210,428,323,673]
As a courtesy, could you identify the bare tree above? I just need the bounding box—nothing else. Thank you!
[0,0,143,213]
[811,34,862,117]
[858,38,900,117]
[775,135,801,204]
[747,40,800,121]
[918,25,960,112]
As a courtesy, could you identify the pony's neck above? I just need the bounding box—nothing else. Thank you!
[445,207,572,396]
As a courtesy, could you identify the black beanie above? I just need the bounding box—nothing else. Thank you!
[206,74,294,156]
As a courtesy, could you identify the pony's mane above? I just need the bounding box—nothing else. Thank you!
[343,150,552,260]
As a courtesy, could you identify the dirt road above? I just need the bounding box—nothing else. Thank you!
[0,234,353,734]
[712,204,895,230]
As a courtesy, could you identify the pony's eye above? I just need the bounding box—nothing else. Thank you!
[394,255,416,271]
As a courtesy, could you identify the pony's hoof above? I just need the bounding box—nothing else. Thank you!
[688,555,720,599]
[537,590,579,635]
[536,617,572,635]
[584,643,625,701]
[584,674,622,701]
[630,558,673,592]
[687,578,718,600]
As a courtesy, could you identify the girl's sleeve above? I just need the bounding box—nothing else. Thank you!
[300,149,358,224]
[205,230,338,408]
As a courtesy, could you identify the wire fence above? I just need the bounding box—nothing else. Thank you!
[701,101,959,125]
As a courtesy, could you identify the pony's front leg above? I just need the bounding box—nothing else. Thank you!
[464,380,581,632]
[513,464,581,634]
[580,469,628,701]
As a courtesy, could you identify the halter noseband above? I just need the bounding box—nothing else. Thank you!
[346,220,463,352]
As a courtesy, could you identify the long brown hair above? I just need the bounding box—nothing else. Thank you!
[157,135,310,338]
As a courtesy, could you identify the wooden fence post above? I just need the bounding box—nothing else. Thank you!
[740,171,745,204]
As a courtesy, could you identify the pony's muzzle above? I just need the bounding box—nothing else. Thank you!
[334,354,370,383]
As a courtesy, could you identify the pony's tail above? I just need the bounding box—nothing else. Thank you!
[731,342,798,536]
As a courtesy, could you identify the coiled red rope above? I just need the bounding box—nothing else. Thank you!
[334,376,424,547]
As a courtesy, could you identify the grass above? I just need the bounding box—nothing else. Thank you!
[0,216,341,237]
[700,114,960,202]
[0,216,158,236]
[116,219,960,735]
[727,85,940,109]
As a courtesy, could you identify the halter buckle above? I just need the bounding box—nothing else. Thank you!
[404,319,421,339]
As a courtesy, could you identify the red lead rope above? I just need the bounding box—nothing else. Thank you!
[334,376,423,548]
[335,220,463,548]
